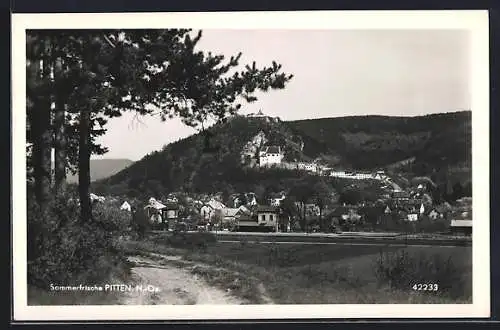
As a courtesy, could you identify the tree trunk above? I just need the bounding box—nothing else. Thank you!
[319,207,323,232]
[29,58,43,203]
[32,45,53,208]
[302,202,307,232]
[53,55,67,192]
[78,109,92,222]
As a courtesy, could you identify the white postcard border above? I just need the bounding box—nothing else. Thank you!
[11,10,490,320]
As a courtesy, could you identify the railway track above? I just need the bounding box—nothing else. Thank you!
[148,230,471,247]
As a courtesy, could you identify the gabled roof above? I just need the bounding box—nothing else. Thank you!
[392,191,410,198]
[269,192,286,199]
[262,146,281,154]
[238,205,251,214]
[255,205,278,213]
[120,201,131,209]
[205,199,226,210]
[146,198,167,210]
[90,193,105,201]
[222,208,240,217]
[305,203,319,208]
[164,202,179,210]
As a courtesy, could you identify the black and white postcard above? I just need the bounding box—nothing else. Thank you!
[12,10,490,321]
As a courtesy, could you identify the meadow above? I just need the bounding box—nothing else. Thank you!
[123,232,473,304]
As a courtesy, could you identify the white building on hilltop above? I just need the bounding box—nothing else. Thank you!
[247,109,267,118]
[246,109,281,123]
[259,146,284,166]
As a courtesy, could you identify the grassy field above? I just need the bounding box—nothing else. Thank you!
[122,233,472,304]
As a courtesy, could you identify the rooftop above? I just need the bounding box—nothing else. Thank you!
[392,191,410,198]
[222,208,241,217]
[205,199,226,210]
[262,146,282,154]
[164,202,179,210]
[269,192,286,199]
[255,205,278,213]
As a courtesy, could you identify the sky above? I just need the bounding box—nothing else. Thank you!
[94,29,471,161]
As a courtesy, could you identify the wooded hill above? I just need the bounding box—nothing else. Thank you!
[93,110,472,198]
[288,110,471,172]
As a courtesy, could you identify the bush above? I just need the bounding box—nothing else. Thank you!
[373,249,467,299]
[130,206,151,238]
[27,190,131,289]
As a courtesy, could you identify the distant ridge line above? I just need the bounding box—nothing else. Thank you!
[285,110,471,122]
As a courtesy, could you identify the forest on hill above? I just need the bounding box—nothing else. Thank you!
[288,110,471,172]
[93,111,472,199]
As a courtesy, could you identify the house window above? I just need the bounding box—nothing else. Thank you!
[261,215,266,222]
[270,214,274,221]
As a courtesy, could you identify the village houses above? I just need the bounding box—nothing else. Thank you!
[269,192,286,207]
[221,205,251,225]
[255,205,279,231]
[90,193,105,203]
[259,146,284,167]
[200,198,227,221]
[229,192,258,207]
[164,202,180,229]
[391,190,411,203]
[245,192,258,206]
[120,201,131,212]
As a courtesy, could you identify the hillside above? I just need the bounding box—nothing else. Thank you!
[67,159,134,183]
[93,111,471,198]
[288,111,472,171]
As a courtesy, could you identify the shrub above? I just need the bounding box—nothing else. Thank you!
[27,190,131,290]
[130,206,151,238]
[373,249,467,299]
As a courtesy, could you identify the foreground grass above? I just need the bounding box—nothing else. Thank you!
[120,234,472,304]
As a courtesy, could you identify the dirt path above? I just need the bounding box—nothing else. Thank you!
[118,255,245,305]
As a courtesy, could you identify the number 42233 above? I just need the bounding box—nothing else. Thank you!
[413,283,439,291]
